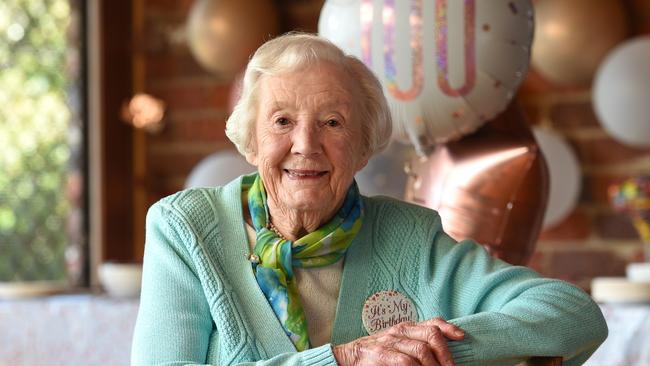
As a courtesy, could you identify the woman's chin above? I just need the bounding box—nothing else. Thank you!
[283,192,330,211]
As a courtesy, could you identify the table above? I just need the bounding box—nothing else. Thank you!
[1,296,648,365]
[585,303,650,366]
[0,294,138,365]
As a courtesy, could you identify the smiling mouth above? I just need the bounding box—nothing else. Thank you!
[284,169,328,178]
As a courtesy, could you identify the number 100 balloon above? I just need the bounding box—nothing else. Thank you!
[319,0,534,154]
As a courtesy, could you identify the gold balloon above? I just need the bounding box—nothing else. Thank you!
[404,103,549,265]
[187,0,279,79]
[531,0,628,86]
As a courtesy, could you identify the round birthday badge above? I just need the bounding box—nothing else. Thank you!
[362,290,418,335]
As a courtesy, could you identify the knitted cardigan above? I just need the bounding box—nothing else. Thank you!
[131,176,607,366]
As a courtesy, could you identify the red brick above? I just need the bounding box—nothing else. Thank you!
[541,249,627,285]
[153,114,229,143]
[581,174,630,206]
[549,102,599,129]
[569,135,650,165]
[518,69,583,95]
[525,250,546,273]
[144,0,194,16]
[631,246,648,262]
[148,178,186,203]
[148,151,212,178]
[146,52,208,79]
[594,212,645,240]
[283,0,324,32]
[149,81,233,111]
[141,14,187,55]
[539,210,591,241]
[629,0,650,34]
[518,102,542,126]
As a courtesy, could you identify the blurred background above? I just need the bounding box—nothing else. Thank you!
[1,0,650,364]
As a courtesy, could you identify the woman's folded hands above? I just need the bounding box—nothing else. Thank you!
[332,317,465,366]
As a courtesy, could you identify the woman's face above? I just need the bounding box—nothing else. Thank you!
[246,61,369,216]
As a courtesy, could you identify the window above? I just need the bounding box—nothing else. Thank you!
[0,0,86,284]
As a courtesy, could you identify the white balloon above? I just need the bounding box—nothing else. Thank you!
[319,0,533,154]
[593,37,650,148]
[355,141,413,199]
[532,128,582,229]
[185,150,256,188]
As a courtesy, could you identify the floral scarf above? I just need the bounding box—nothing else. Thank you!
[242,173,363,351]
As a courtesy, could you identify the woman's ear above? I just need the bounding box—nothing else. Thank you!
[245,148,258,166]
[355,151,370,172]
[245,153,257,166]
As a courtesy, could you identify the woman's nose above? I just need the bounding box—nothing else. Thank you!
[291,123,323,156]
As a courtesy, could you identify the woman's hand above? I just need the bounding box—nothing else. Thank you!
[332,317,464,366]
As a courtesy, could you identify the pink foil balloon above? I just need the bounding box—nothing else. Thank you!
[404,103,549,265]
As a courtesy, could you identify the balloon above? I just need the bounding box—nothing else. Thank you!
[593,37,650,148]
[186,0,279,79]
[404,103,549,265]
[532,128,581,229]
[319,0,534,154]
[355,141,414,199]
[531,0,628,86]
[185,150,256,188]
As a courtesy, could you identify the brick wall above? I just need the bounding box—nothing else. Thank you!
[141,0,326,204]
[519,0,650,289]
[142,0,235,203]
[140,0,649,290]
[519,91,650,288]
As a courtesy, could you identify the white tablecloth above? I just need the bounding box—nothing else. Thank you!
[585,303,650,366]
[1,295,648,365]
[0,294,138,366]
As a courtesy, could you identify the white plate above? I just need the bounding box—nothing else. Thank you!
[591,277,650,304]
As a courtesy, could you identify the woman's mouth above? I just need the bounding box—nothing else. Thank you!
[284,169,328,179]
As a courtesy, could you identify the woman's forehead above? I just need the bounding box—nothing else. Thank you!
[258,67,357,109]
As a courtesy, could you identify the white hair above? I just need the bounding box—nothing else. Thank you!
[225,32,392,157]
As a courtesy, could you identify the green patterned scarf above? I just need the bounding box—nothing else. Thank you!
[242,173,363,351]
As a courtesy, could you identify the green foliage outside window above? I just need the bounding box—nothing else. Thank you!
[0,0,73,281]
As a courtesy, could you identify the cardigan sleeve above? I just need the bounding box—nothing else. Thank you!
[230,344,338,366]
[131,201,340,366]
[131,202,215,365]
[425,230,608,366]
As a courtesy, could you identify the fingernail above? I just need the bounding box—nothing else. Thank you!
[454,330,464,337]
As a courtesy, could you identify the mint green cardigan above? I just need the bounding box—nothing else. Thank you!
[131,176,607,366]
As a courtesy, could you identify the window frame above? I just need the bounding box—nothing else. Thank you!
[88,0,142,285]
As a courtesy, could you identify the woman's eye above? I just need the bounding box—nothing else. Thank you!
[326,119,340,127]
[275,117,290,126]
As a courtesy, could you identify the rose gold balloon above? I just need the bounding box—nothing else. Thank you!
[531,0,628,86]
[187,0,279,79]
[404,103,549,265]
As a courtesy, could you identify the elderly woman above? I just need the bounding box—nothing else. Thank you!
[132,33,606,365]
